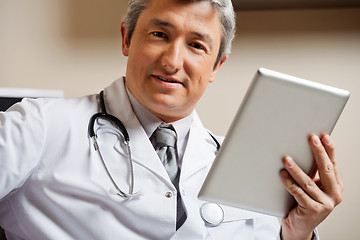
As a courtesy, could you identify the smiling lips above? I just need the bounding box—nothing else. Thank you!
[152,74,183,86]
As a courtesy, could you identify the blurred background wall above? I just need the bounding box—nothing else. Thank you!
[1,0,359,239]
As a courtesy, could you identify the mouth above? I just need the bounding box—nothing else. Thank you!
[152,74,183,86]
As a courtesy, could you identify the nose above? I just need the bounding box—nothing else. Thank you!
[161,40,183,74]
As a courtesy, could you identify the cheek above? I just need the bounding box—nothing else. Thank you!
[187,60,214,88]
[129,39,160,65]
[127,47,159,83]
[186,52,217,77]
[187,76,211,105]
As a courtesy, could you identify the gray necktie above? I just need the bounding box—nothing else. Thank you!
[151,123,187,230]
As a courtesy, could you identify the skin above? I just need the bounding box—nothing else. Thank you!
[121,0,226,123]
[280,134,343,240]
[120,0,343,239]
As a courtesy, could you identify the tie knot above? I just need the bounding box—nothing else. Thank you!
[153,123,177,148]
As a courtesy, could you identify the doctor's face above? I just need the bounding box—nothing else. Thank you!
[121,0,226,122]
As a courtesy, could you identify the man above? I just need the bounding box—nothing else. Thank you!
[0,0,343,239]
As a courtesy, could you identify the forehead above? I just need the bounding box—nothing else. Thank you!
[138,0,222,39]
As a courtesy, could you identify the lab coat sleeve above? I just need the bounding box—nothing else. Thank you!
[252,215,281,240]
[277,227,320,240]
[0,98,46,200]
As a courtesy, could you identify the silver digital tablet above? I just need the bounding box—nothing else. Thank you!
[198,68,350,217]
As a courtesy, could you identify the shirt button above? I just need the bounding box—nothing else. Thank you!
[165,192,173,198]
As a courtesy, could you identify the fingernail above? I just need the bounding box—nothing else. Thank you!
[312,135,321,146]
[323,135,332,145]
[284,156,294,168]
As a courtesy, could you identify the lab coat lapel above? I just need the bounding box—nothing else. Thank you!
[180,112,216,183]
[103,78,171,184]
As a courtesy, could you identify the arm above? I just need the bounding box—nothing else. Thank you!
[279,134,343,240]
[0,99,46,199]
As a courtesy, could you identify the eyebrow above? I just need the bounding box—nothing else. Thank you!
[149,18,214,49]
[149,18,175,29]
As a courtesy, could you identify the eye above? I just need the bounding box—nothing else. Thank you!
[151,31,168,39]
[189,42,207,52]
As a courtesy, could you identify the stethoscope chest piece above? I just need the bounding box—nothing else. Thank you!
[200,202,224,227]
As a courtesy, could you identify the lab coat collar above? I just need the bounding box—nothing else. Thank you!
[180,111,216,183]
[103,77,134,123]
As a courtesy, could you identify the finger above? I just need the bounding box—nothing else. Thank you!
[321,135,344,190]
[282,156,327,203]
[310,135,340,195]
[280,169,322,208]
[321,135,336,162]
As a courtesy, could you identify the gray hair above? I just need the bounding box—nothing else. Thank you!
[123,0,236,67]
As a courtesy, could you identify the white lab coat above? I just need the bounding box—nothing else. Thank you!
[0,78,281,240]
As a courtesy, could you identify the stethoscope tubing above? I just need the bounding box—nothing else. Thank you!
[88,93,136,198]
[88,90,223,225]
[88,112,129,142]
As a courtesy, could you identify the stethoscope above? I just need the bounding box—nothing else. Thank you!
[88,91,138,199]
[88,90,225,226]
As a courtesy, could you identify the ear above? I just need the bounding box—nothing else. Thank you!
[209,56,227,83]
[121,22,130,57]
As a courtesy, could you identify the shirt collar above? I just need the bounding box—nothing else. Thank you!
[125,86,193,145]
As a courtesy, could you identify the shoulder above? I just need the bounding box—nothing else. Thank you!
[38,94,98,114]
[19,94,99,122]
[33,94,99,137]
[2,94,99,144]
[6,94,98,115]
